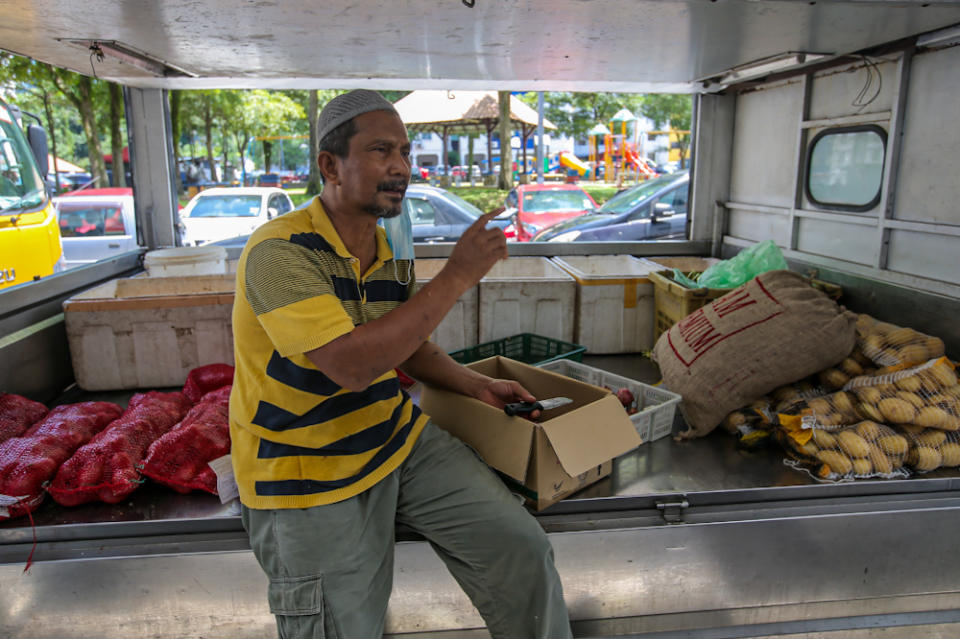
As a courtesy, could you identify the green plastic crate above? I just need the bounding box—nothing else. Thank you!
[448,333,586,366]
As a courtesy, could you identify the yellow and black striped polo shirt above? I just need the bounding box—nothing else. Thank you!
[229,196,428,509]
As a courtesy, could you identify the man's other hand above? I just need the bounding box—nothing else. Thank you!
[475,379,541,420]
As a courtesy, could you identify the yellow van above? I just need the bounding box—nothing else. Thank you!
[0,97,62,290]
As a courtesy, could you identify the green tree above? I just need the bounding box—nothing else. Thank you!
[639,94,693,168]
[220,90,304,182]
[0,54,93,187]
[518,92,646,141]
[45,68,109,187]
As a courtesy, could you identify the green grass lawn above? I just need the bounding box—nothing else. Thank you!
[449,183,620,211]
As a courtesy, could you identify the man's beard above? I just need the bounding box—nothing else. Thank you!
[364,179,406,218]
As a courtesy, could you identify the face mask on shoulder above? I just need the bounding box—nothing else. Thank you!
[382,210,414,285]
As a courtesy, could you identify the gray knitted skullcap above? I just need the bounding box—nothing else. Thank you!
[317,90,399,142]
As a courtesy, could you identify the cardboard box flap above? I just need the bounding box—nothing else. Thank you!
[540,394,642,477]
[419,386,534,482]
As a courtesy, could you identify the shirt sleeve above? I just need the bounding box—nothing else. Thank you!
[244,238,355,358]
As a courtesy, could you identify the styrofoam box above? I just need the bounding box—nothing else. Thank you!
[413,259,479,352]
[478,257,576,343]
[63,274,236,391]
[551,255,661,354]
[538,359,681,443]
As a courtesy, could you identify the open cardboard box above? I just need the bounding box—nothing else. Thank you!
[420,356,642,510]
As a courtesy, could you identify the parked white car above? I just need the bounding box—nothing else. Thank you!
[53,187,139,268]
[178,186,294,246]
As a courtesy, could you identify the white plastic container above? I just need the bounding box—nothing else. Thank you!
[63,274,236,390]
[538,359,681,443]
[478,257,576,343]
[144,246,228,277]
[551,255,661,353]
[413,259,478,352]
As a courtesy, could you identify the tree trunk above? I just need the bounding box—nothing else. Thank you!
[75,77,108,188]
[306,90,321,196]
[108,83,126,187]
[497,91,512,190]
[170,91,183,194]
[41,93,61,193]
[263,140,272,173]
[204,102,218,183]
[235,133,247,186]
[221,122,230,184]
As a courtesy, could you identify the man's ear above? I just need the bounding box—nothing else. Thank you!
[317,152,339,185]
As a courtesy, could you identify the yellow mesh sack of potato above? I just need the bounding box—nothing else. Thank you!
[777,418,909,481]
[843,357,960,431]
[776,390,862,430]
[816,344,878,390]
[721,398,774,447]
[769,378,828,413]
[855,314,946,371]
[896,424,960,473]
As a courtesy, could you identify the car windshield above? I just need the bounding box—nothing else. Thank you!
[522,190,595,212]
[598,174,678,214]
[187,194,262,217]
[0,117,47,213]
[441,190,485,218]
[57,202,125,237]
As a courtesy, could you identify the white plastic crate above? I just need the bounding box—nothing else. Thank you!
[413,259,479,352]
[550,255,661,354]
[63,274,236,390]
[479,257,576,343]
[537,359,681,443]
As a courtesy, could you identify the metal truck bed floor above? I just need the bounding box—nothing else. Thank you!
[3,355,960,637]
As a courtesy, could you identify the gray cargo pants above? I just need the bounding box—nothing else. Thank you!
[241,421,572,639]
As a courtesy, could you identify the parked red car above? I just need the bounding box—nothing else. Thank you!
[503,183,598,241]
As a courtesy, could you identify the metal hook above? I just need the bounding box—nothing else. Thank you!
[88,42,104,79]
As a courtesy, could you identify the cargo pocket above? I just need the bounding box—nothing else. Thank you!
[269,574,336,639]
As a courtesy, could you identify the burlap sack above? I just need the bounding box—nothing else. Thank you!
[653,270,857,439]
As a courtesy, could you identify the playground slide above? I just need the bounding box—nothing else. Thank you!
[559,152,589,175]
[624,149,656,177]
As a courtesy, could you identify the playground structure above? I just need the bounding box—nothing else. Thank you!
[586,110,659,184]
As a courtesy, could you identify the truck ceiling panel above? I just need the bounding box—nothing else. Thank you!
[1,0,959,92]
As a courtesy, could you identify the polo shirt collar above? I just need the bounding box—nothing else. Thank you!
[307,196,395,270]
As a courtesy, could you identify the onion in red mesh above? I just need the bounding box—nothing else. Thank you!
[0,393,49,444]
[141,385,231,494]
[48,391,191,506]
[182,364,234,404]
[0,402,123,520]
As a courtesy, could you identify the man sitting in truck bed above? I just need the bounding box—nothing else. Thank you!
[229,89,572,639]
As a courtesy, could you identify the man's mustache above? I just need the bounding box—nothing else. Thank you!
[377,180,408,193]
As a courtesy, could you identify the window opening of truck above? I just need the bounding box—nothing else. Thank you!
[0,125,46,213]
[805,124,887,212]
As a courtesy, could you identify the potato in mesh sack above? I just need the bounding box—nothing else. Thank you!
[721,398,774,447]
[776,390,863,431]
[0,402,123,520]
[769,378,826,413]
[0,392,49,444]
[898,425,960,472]
[843,357,959,431]
[817,345,878,390]
[855,314,946,371]
[777,418,908,481]
[47,391,191,506]
[141,385,231,495]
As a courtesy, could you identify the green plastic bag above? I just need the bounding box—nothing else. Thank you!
[673,240,788,290]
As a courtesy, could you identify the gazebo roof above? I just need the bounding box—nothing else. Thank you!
[393,90,556,131]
